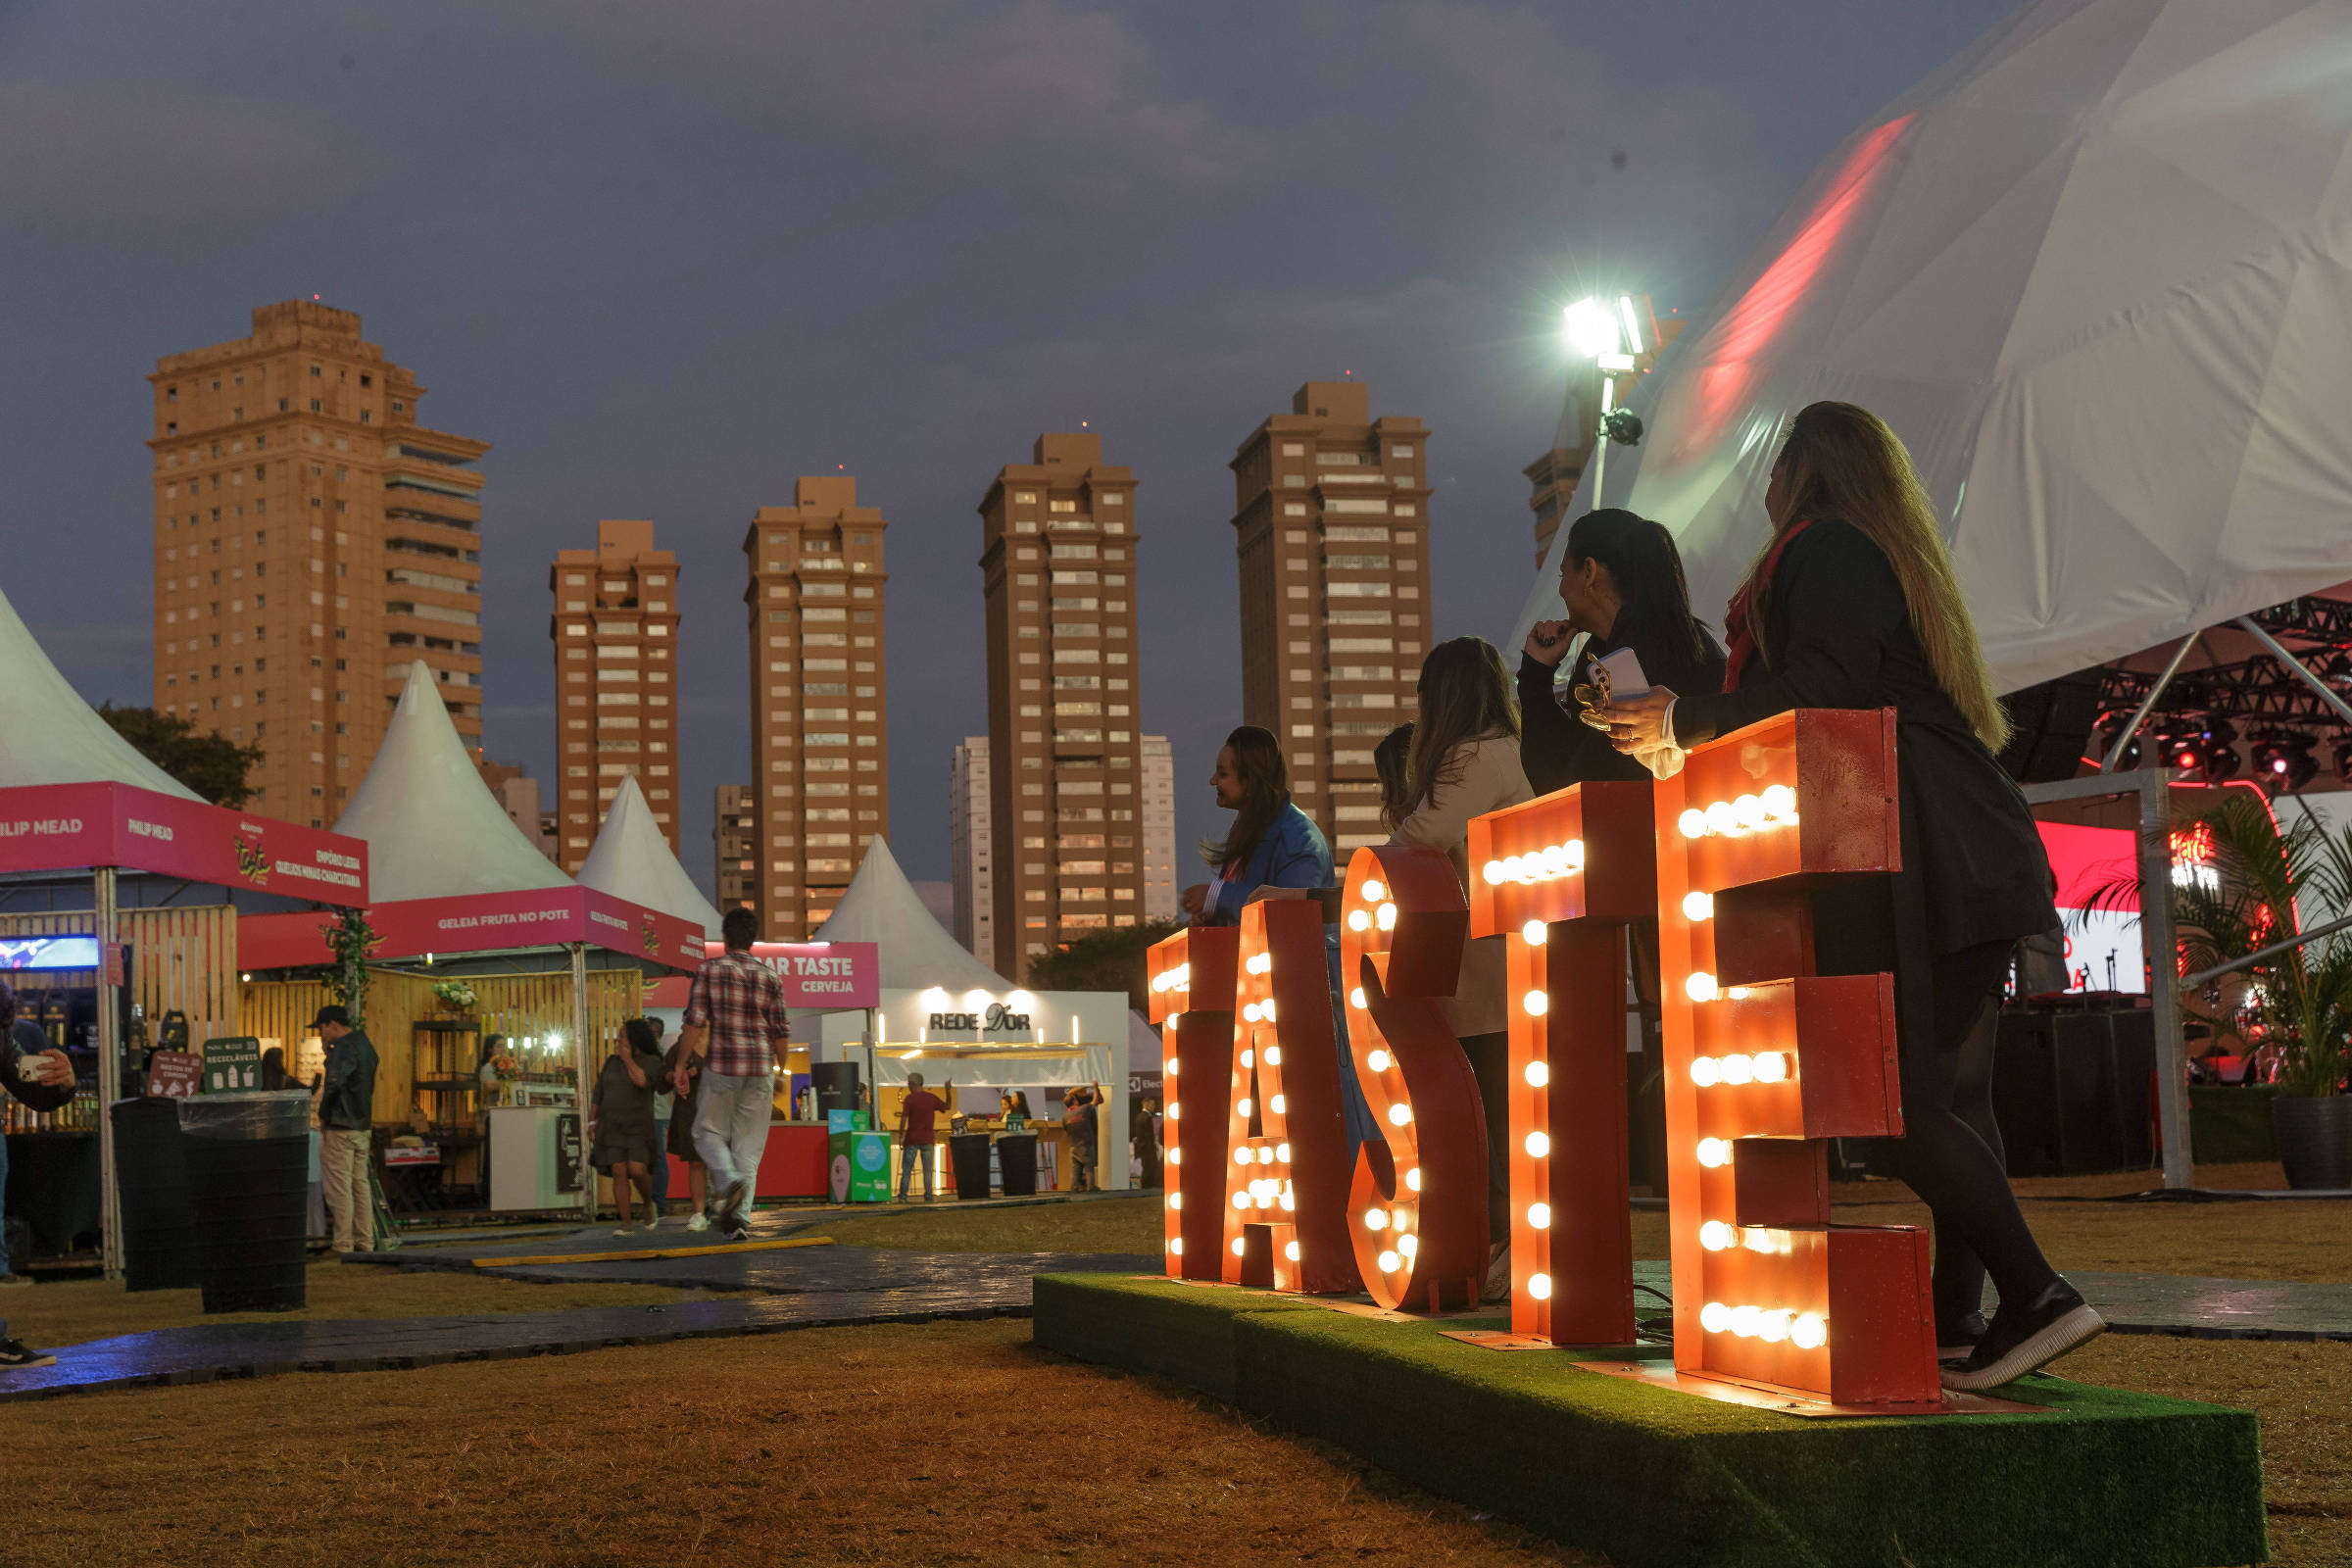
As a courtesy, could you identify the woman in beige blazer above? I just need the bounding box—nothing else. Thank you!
[1385,637,1533,1297]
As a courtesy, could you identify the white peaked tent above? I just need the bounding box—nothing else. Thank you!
[336,663,573,904]
[809,836,1014,994]
[0,583,200,797]
[576,774,725,939]
[1513,0,2352,695]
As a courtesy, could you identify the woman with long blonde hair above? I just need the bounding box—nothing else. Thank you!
[1601,402,2093,1392]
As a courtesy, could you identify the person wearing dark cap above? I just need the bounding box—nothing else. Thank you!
[310,1004,379,1254]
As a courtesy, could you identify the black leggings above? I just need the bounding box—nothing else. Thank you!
[1891,941,2059,1329]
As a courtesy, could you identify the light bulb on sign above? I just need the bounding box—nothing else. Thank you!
[1689,1057,1720,1087]
[1242,1004,1261,1024]
[1238,1098,1253,1118]
[1730,1304,1761,1338]
[1743,1228,1775,1253]
[1260,1001,1277,1023]
[1705,801,1739,836]
[1696,1137,1732,1168]
[1686,972,1719,1003]
[1377,1250,1400,1274]
[1274,1143,1290,1161]
[1791,1313,1828,1349]
[1523,1060,1549,1088]
[1365,1047,1390,1071]
[1269,1094,1285,1114]
[1164,1057,1178,1078]
[1279,1185,1296,1211]
[1168,1148,1181,1165]
[1397,1235,1418,1258]
[1528,1272,1553,1300]
[1256,1147,1275,1164]
[1241,1049,1254,1068]
[1682,890,1714,922]
[1233,1192,1250,1209]
[1376,903,1397,931]
[1387,1103,1412,1127]
[1761,784,1796,820]
[1698,1220,1733,1251]
[1232,1240,1247,1257]
[1524,1131,1551,1158]
[1735,794,1766,830]
[1753,1053,1788,1083]
[1699,1300,1732,1334]
[1482,860,1505,886]
[1403,1167,1422,1192]
[1168,1193,1182,1210]
[1360,879,1386,903]
[1759,1310,1789,1345]
[1235,1149,1252,1166]
[1263,1046,1281,1065]
[1284,1241,1300,1262]
[1678,808,1708,840]
[1168,1238,1183,1255]
[1720,1054,1754,1086]
[1527,1202,1551,1230]
[1349,987,1367,1010]
[1521,918,1546,946]
[1348,909,1369,932]
[1522,990,1548,1017]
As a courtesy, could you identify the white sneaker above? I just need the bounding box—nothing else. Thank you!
[612,1227,633,1237]
[640,1215,661,1232]
[685,1213,711,1232]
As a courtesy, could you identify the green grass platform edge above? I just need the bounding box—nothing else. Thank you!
[1034,1273,2267,1568]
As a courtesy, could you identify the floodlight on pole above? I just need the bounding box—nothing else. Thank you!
[1564,291,1647,511]
[1562,298,1620,360]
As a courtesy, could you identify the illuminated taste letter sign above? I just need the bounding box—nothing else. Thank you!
[1466,781,1653,1346]
[1220,899,1358,1293]
[1148,925,1237,1280]
[1655,708,1941,1408]
[1340,845,1487,1311]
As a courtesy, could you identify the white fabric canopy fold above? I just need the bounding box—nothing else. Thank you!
[0,581,199,798]
[333,664,573,903]
[1513,0,2352,695]
[810,837,1013,993]
[577,773,725,938]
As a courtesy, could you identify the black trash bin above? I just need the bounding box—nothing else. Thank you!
[947,1132,994,1200]
[109,1097,204,1292]
[996,1133,1038,1197]
[179,1091,313,1313]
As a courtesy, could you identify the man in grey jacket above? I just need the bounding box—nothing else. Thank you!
[311,1005,378,1254]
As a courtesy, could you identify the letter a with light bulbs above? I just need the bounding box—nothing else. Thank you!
[1466,780,1654,1346]
[1341,845,1490,1312]
[1146,923,1237,1279]
[1655,707,1941,1409]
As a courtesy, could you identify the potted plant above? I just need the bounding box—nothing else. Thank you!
[430,980,479,1016]
[2126,796,2352,1188]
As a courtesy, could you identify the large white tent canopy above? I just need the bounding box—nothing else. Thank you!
[809,837,1014,994]
[334,664,573,903]
[0,581,200,798]
[576,773,725,938]
[1514,0,2352,695]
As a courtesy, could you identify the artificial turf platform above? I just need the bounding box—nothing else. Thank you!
[1033,1274,2267,1568]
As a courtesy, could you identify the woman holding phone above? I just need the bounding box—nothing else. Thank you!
[1600,401,2089,1391]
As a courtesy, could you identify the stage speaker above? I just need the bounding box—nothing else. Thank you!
[811,1060,861,1115]
[1997,668,2107,783]
[1992,1007,2155,1176]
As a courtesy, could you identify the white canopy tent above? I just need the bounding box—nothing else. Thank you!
[0,584,200,797]
[337,664,573,903]
[803,838,1132,1190]
[1511,0,2352,697]
[576,773,726,939]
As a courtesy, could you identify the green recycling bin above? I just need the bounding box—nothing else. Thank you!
[829,1128,891,1202]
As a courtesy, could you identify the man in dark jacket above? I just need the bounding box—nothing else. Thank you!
[312,1004,378,1254]
[0,979,74,1366]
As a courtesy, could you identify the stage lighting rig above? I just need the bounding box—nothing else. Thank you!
[2251,731,2319,792]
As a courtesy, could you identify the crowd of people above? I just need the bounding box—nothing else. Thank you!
[1177,401,2103,1395]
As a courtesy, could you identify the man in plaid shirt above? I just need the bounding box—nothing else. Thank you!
[678,906,789,1238]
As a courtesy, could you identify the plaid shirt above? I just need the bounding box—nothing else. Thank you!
[682,950,789,1077]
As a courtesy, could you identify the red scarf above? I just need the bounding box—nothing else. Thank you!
[1722,518,1815,690]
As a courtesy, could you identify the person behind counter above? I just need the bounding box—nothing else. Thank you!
[590,1019,666,1235]
[1597,399,2093,1392]
[896,1072,953,1201]
[999,1090,1033,1131]
[310,1005,378,1256]
[1386,638,1533,1299]
[0,980,74,1318]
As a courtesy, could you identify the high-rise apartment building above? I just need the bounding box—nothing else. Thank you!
[950,737,995,970]
[549,520,680,871]
[1141,734,1177,921]
[1231,382,1429,855]
[745,477,891,940]
[1526,299,1683,563]
[474,754,558,863]
[149,301,489,826]
[714,784,758,912]
[980,433,1144,978]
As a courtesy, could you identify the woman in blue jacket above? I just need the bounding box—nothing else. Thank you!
[1183,726,1378,1148]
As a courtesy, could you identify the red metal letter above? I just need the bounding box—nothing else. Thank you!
[1147,925,1237,1279]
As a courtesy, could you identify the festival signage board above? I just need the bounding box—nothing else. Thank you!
[238,887,707,972]
[0,781,368,904]
[145,1050,200,1098]
[1465,779,1654,1345]
[1652,707,1940,1409]
[727,941,880,1010]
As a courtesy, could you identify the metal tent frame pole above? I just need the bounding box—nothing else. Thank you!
[2021,767,2189,1188]
[571,943,595,1220]
[2099,633,2200,771]
[94,866,123,1280]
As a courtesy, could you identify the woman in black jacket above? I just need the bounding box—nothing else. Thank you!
[1601,401,2096,1393]
[1519,508,1725,795]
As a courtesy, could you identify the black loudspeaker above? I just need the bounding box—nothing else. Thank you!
[1997,668,2108,783]
[1991,1007,2156,1176]
[811,1060,860,1115]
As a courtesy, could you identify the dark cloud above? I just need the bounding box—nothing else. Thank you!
[0,0,2016,893]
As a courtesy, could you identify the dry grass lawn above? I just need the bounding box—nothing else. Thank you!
[820,1195,1165,1256]
[0,1318,1597,1568]
[1,1259,745,1350]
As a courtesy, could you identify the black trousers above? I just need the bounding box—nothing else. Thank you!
[1815,884,2060,1329]
[1458,1031,1512,1246]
